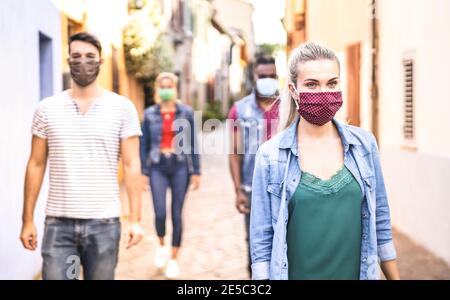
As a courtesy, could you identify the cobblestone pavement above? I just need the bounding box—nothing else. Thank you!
[391,229,450,279]
[116,130,450,280]
[116,149,249,279]
[116,152,249,279]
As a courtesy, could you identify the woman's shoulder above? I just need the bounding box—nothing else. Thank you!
[144,104,157,114]
[177,102,194,114]
[257,130,285,159]
[339,122,378,152]
[343,123,374,138]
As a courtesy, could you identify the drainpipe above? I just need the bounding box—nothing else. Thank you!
[371,0,379,141]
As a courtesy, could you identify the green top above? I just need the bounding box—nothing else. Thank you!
[287,165,363,280]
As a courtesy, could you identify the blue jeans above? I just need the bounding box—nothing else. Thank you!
[244,190,252,277]
[150,153,190,247]
[41,216,121,280]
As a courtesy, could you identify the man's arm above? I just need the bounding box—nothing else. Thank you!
[20,136,48,250]
[121,136,144,249]
[229,125,248,214]
[228,104,248,213]
[229,151,242,194]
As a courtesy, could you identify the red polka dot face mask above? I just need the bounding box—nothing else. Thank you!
[292,86,343,126]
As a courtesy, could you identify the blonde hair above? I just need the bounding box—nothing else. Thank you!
[278,42,340,131]
[154,72,179,104]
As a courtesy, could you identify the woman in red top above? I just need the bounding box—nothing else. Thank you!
[140,72,201,278]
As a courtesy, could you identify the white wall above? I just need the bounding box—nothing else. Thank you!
[378,0,450,264]
[0,0,62,279]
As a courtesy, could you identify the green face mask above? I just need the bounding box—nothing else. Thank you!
[159,88,175,102]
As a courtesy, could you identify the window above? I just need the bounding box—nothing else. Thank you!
[39,32,53,100]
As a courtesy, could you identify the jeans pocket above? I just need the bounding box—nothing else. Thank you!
[44,216,59,226]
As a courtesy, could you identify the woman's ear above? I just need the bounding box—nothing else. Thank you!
[288,82,299,100]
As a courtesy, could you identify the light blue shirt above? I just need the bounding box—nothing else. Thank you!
[250,116,397,280]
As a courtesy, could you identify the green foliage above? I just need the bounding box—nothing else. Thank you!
[128,0,150,11]
[123,0,173,85]
[202,101,225,123]
[256,43,283,56]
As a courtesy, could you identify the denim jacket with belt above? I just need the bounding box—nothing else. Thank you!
[250,116,397,280]
[140,102,200,176]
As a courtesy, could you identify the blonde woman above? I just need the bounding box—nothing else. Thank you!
[140,72,201,278]
[250,43,400,280]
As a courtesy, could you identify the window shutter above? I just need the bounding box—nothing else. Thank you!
[403,59,414,140]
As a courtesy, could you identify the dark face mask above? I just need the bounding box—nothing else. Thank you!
[69,58,100,87]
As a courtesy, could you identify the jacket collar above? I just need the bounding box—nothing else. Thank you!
[155,102,182,116]
[279,116,361,155]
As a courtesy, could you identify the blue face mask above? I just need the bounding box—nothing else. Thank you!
[256,78,279,97]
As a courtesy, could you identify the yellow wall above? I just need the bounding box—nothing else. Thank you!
[305,0,370,51]
[285,0,306,51]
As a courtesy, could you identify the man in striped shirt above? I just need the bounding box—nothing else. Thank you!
[20,32,144,280]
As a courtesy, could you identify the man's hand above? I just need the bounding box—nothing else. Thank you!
[126,222,144,250]
[142,175,149,192]
[190,175,201,190]
[235,190,249,214]
[20,222,38,251]
[21,136,48,252]
[121,136,143,249]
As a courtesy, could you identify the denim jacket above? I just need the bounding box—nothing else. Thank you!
[235,92,265,192]
[140,102,200,176]
[250,116,397,280]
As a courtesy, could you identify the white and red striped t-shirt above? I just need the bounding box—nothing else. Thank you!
[31,90,142,219]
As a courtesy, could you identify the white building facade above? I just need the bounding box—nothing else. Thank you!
[0,0,62,279]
